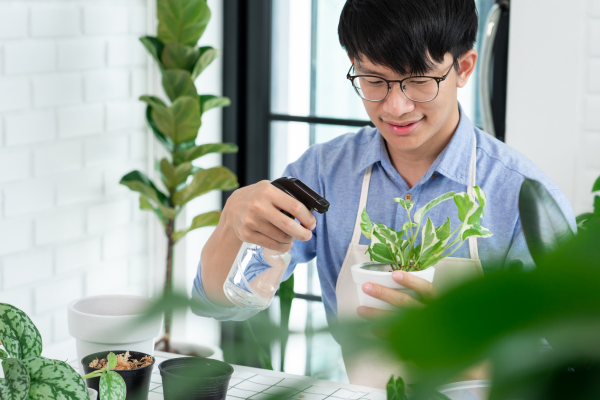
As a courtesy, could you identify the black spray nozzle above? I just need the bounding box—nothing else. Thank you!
[271,177,330,218]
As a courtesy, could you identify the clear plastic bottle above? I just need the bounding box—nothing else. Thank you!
[223,177,329,310]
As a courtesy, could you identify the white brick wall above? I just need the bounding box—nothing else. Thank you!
[0,0,151,349]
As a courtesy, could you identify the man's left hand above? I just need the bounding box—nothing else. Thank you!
[356,270,439,320]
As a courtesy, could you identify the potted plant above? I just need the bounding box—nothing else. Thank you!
[0,302,125,400]
[82,351,154,400]
[117,0,239,355]
[576,175,600,230]
[158,357,233,400]
[352,189,491,310]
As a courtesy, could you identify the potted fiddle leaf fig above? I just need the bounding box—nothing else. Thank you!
[0,302,124,400]
[120,0,239,353]
[352,188,492,310]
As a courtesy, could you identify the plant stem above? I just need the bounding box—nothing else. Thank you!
[164,219,175,353]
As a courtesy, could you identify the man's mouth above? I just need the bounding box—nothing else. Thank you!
[384,118,423,135]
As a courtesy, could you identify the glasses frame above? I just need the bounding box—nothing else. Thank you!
[346,62,455,103]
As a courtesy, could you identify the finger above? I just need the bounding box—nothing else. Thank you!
[356,305,395,320]
[363,282,424,309]
[239,229,293,253]
[253,219,295,245]
[268,204,314,242]
[269,184,317,230]
[392,270,439,301]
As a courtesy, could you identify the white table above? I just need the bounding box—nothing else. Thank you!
[69,350,387,400]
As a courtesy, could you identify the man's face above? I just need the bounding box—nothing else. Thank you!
[353,53,460,155]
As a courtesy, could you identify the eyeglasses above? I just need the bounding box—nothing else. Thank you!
[346,62,454,103]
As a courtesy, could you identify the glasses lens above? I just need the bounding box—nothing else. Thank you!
[354,76,388,101]
[402,77,439,102]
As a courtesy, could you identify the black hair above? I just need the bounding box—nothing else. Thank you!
[338,0,478,76]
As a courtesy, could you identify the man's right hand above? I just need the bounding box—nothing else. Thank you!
[200,180,316,307]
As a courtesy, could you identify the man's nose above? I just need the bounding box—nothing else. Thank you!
[382,82,415,116]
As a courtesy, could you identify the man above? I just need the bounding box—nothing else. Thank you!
[192,0,576,387]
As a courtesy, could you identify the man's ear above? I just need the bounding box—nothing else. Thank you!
[456,49,478,88]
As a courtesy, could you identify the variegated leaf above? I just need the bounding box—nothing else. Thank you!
[100,371,126,400]
[402,221,417,232]
[360,208,372,239]
[414,192,456,224]
[369,244,396,265]
[420,217,440,256]
[0,303,42,359]
[0,349,8,360]
[473,186,487,218]
[23,357,88,400]
[393,198,414,212]
[0,358,30,400]
[435,217,452,244]
[107,352,117,371]
[453,192,478,223]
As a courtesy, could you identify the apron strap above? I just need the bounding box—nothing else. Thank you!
[350,166,373,245]
[467,133,480,260]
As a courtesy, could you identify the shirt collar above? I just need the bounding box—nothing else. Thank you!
[356,103,475,187]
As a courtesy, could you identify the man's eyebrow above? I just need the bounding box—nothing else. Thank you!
[354,66,389,76]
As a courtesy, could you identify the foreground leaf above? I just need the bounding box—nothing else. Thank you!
[0,303,42,359]
[0,358,29,400]
[173,142,238,164]
[157,0,211,46]
[0,349,7,360]
[100,371,126,400]
[386,375,407,400]
[172,211,221,242]
[161,42,199,70]
[23,357,88,400]
[192,47,220,79]
[199,94,230,114]
[172,166,238,206]
[139,36,164,70]
[162,70,197,102]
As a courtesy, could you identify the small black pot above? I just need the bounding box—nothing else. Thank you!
[81,350,155,400]
[159,357,234,400]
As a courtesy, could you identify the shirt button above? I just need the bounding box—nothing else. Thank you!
[405,193,413,201]
[432,172,437,178]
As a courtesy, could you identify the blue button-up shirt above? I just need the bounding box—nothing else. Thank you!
[191,109,576,326]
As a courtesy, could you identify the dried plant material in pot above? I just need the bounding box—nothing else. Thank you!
[89,351,154,371]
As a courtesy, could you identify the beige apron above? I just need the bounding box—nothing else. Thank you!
[335,135,484,388]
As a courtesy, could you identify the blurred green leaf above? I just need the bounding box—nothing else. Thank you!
[120,171,176,220]
[160,158,177,190]
[199,94,230,114]
[162,70,197,102]
[173,142,238,164]
[0,303,43,359]
[157,0,211,46]
[192,47,220,79]
[142,96,201,144]
[278,274,294,371]
[386,376,407,400]
[142,102,175,153]
[519,178,574,265]
[244,320,273,371]
[0,358,29,400]
[139,36,165,70]
[172,166,238,206]
[161,42,199,70]
[172,210,221,242]
[0,349,7,360]
[593,176,600,192]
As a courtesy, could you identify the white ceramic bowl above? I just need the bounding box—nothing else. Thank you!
[351,262,435,310]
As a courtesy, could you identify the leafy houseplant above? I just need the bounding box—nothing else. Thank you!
[0,303,125,400]
[81,352,126,400]
[120,0,239,352]
[576,175,600,230]
[360,188,492,272]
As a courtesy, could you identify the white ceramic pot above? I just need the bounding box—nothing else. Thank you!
[88,388,98,400]
[68,295,162,370]
[351,262,435,311]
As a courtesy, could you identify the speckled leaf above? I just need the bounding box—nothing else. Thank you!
[0,303,42,360]
[0,358,30,400]
[23,357,88,400]
[100,371,126,400]
[0,349,8,360]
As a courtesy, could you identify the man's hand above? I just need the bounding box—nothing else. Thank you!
[223,180,317,253]
[356,270,439,319]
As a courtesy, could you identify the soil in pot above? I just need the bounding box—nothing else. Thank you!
[159,357,234,400]
[81,350,155,400]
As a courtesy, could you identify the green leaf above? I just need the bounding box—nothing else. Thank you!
[161,42,200,70]
[593,176,600,192]
[402,221,417,232]
[0,358,29,400]
[360,208,372,239]
[173,142,238,164]
[120,171,176,220]
[473,186,487,218]
[192,47,220,79]
[595,195,600,216]
[413,192,456,225]
[199,94,230,114]
[160,158,176,189]
[369,243,396,265]
[172,210,221,242]
[393,197,414,212]
[386,375,407,400]
[139,95,167,109]
[0,303,43,359]
[162,70,197,102]
[139,36,165,70]
[144,96,201,144]
[420,217,440,256]
[100,370,126,400]
[157,0,211,46]
[23,357,89,400]
[435,217,452,243]
[107,352,117,371]
[143,103,175,152]
[453,192,477,223]
[518,178,573,265]
[462,228,492,241]
[0,349,7,360]
[172,166,238,206]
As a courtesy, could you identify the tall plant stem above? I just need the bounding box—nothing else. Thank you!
[163,219,175,353]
